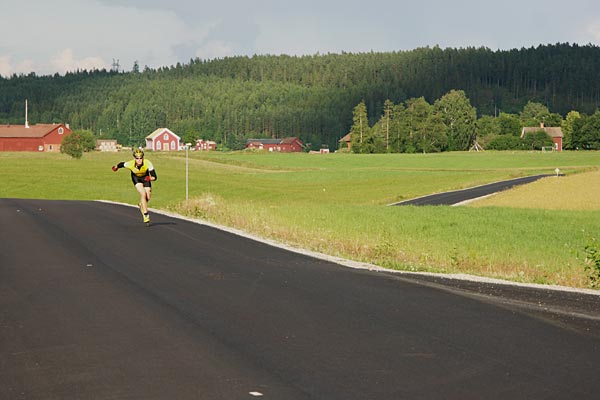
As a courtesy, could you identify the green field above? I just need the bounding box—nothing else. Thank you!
[2,150,599,289]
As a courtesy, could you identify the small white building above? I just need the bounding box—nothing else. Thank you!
[96,139,118,152]
[145,128,181,151]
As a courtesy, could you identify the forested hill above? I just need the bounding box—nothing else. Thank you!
[1,43,599,150]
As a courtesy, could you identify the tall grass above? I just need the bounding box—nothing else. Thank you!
[1,150,599,288]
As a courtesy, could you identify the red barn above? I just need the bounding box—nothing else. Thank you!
[145,128,181,151]
[0,123,72,152]
[246,137,304,152]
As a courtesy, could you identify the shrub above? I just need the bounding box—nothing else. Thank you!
[584,238,600,288]
[60,132,84,159]
[60,129,96,159]
[522,130,554,150]
[486,135,524,150]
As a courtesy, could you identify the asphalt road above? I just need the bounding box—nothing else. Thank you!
[1,198,599,399]
[392,174,555,206]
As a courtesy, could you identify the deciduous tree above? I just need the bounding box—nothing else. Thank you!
[561,110,581,150]
[434,90,476,151]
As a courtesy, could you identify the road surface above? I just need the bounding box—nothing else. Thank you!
[392,174,555,206]
[1,198,599,399]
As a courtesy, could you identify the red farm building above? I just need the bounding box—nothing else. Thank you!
[521,122,563,151]
[195,139,217,151]
[145,128,181,151]
[245,137,304,152]
[339,133,352,150]
[0,123,72,152]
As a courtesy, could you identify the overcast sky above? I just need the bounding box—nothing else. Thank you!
[2,0,600,77]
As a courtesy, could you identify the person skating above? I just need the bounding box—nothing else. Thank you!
[112,148,157,224]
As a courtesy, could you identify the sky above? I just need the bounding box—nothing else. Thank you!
[2,0,600,77]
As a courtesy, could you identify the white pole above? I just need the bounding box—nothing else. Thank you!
[185,143,192,201]
[186,145,189,201]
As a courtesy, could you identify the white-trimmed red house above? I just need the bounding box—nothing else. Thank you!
[195,139,217,151]
[0,123,72,152]
[145,128,181,151]
[245,137,304,152]
[521,122,563,151]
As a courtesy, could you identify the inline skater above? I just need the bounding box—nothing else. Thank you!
[112,148,157,224]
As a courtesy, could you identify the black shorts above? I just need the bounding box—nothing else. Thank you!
[131,174,151,187]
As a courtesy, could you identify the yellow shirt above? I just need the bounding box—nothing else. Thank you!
[123,159,155,178]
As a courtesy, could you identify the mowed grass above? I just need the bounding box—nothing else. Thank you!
[468,169,600,210]
[1,150,600,288]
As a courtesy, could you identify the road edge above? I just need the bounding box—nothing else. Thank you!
[97,199,600,298]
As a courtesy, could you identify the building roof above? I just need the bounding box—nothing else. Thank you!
[280,137,301,144]
[339,133,351,142]
[521,126,563,138]
[146,128,181,140]
[246,137,302,145]
[247,138,282,145]
[0,124,67,138]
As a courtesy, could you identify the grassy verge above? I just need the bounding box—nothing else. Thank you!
[1,150,599,288]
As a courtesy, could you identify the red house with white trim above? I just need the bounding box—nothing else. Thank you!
[245,137,304,152]
[195,139,217,151]
[145,128,181,151]
[0,123,72,152]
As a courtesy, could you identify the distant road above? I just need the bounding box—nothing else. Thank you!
[392,174,555,206]
[1,198,599,399]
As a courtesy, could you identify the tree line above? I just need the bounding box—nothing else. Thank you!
[349,89,600,153]
[1,43,600,150]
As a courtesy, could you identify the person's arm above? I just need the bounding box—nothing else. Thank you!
[145,170,157,181]
[146,161,157,181]
[112,162,125,171]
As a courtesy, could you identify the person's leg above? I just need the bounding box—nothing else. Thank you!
[135,183,148,214]
[143,186,152,223]
[144,186,152,203]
